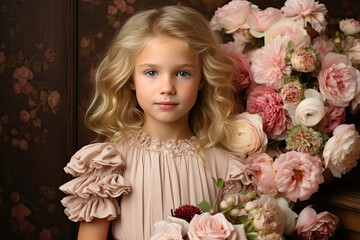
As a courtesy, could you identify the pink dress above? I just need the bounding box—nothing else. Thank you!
[59,130,249,240]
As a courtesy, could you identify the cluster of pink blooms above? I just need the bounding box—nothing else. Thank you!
[211,0,360,239]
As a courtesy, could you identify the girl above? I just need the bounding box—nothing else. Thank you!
[60,5,248,240]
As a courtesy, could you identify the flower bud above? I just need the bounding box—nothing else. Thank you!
[220,200,229,211]
[291,48,318,72]
[244,201,257,212]
[229,208,240,218]
[209,209,216,215]
[226,196,236,207]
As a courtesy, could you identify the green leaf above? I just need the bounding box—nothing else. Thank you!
[320,132,329,141]
[197,200,211,212]
[239,215,248,224]
[212,176,217,187]
[217,178,224,189]
[246,232,258,240]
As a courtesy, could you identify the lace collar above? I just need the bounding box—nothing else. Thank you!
[128,129,199,157]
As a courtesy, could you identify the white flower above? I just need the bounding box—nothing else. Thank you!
[295,97,326,127]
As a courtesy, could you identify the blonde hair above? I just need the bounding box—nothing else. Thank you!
[86,5,236,158]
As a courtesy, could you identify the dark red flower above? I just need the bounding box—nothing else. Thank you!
[173,205,201,223]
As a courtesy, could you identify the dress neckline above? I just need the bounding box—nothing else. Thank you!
[127,129,199,157]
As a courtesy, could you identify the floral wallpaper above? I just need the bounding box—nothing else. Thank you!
[0,0,359,239]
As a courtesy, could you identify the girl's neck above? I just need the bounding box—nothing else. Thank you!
[142,122,194,141]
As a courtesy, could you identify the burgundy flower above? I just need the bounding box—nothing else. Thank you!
[173,205,201,223]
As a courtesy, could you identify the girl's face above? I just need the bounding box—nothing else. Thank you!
[131,34,203,133]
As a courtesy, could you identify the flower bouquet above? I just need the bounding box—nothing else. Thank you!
[211,0,360,202]
[150,178,339,239]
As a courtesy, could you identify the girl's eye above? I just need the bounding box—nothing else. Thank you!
[177,71,190,78]
[145,70,158,77]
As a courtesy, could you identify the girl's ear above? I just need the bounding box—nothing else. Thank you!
[129,80,136,90]
[198,79,205,90]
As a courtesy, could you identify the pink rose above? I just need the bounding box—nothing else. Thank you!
[310,35,335,60]
[21,82,34,95]
[44,48,56,63]
[19,139,28,151]
[211,0,253,33]
[224,113,267,157]
[351,70,360,113]
[274,151,324,202]
[0,51,6,64]
[339,18,360,35]
[114,0,127,12]
[47,90,60,108]
[251,40,291,90]
[317,102,346,136]
[12,66,34,84]
[19,110,30,123]
[291,48,318,72]
[11,203,31,221]
[296,206,339,240]
[245,153,277,196]
[342,37,360,66]
[126,5,134,14]
[281,0,328,33]
[323,124,360,178]
[112,20,120,28]
[247,86,293,140]
[247,7,282,38]
[11,138,19,148]
[107,5,118,15]
[280,81,302,104]
[80,37,90,48]
[318,52,357,107]
[150,220,183,240]
[264,18,311,49]
[188,212,238,240]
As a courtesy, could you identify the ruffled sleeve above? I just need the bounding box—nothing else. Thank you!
[226,152,254,185]
[59,142,131,222]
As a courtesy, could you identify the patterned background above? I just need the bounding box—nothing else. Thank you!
[0,0,359,239]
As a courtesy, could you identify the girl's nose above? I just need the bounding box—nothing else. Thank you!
[160,75,176,95]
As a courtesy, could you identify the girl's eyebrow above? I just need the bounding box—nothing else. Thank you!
[138,63,197,69]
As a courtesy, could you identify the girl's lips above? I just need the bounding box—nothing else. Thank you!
[155,102,178,109]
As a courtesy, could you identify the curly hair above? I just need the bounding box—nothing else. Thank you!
[86,5,236,159]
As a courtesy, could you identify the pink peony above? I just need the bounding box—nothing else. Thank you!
[296,206,339,240]
[351,70,360,113]
[286,125,323,155]
[318,52,358,107]
[211,0,253,33]
[317,102,346,136]
[44,48,56,63]
[280,81,302,104]
[251,40,291,90]
[247,7,282,38]
[224,113,267,157]
[12,66,34,85]
[339,18,360,35]
[291,48,318,72]
[0,51,6,64]
[264,18,311,49]
[245,153,277,196]
[247,86,293,140]
[188,212,238,240]
[19,110,30,123]
[323,124,360,178]
[342,37,360,66]
[80,37,90,48]
[310,35,335,60]
[47,90,60,108]
[232,53,252,91]
[281,0,328,33]
[273,151,324,202]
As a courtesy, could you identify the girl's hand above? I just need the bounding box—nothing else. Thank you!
[78,218,110,240]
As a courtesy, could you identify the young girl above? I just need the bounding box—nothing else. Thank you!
[60,5,248,240]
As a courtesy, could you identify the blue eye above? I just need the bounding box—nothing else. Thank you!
[177,71,190,78]
[145,70,158,77]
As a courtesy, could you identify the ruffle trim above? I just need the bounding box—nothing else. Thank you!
[226,153,254,185]
[61,195,121,222]
[64,142,124,177]
[59,173,131,198]
[128,129,199,157]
